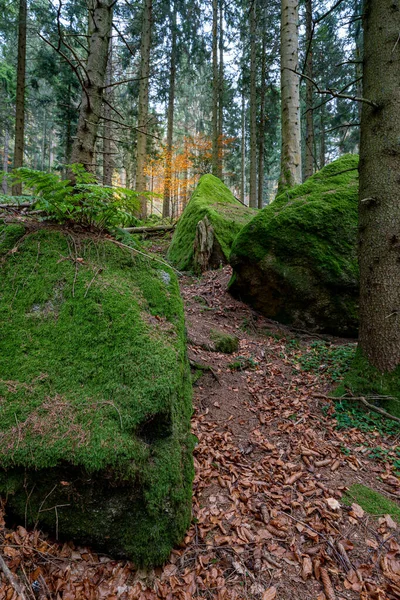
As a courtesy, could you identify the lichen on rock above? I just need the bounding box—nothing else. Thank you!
[229,155,359,336]
[167,174,257,272]
[0,224,194,566]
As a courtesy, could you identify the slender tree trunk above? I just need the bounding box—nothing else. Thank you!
[358,0,400,373]
[218,0,224,179]
[279,0,301,192]
[257,34,266,209]
[211,0,219,177]
[319,104,326,168]
[70,0,113,178]
[2,128,9,194]
[182,129,189,210]
[103,36,114,186]
[13,0,27,195]
[163,2,177,219]
[304,0,314,180]
[135,0,152,217]
[249,0,257,208]
[240,82,246,205]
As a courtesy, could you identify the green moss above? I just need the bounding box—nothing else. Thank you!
[210,329,239,354]
[229,155,359,335]
[167,174,257,271]
[342,484,400,522]
[0,224,194,566]
[336,348,400,418]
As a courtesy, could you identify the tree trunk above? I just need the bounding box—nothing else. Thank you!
[218,0,224,179]
[2,128,9,194]
[358,0,400,373]
[257,34,266,209]
[13,0,27,196]
[249,0,257,208]
[70,0,113,178]
[103,36,114,186]
[163,2,177,219]
[279,0,301,192]
[319,104,326,169]
[135,0,152,218]
[211,0,219,177]
[240,79,246,205]
[304,0,314,180]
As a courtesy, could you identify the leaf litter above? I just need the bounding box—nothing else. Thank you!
[1,264,399,599]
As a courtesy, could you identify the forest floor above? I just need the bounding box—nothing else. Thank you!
[1,240,400,600]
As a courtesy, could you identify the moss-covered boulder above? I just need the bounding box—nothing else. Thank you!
[167,174,257,272]
[0,224,193,566]
[229,155,359,336]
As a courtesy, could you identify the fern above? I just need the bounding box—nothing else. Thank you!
[2,166,140,230]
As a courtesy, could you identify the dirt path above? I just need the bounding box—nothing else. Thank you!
[0,264,399,600]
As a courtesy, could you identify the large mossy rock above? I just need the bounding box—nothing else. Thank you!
[229,155,359,336]
[0,224,193,566]
[167,174,257,272]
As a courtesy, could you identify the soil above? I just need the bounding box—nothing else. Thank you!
[0,241,399,600]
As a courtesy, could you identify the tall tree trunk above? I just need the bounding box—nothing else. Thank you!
[257,34,266,209]
[319,103,326,168]
[70,0,113,177]
[279,0,301,192]
[13,0,27,196]
[2,128,9,194]
[218,0,224,179]
[135,0,152,218]
[304,0,314,180]
[249,0,257,208]
[103,36,114,186]
[240,80,246,205]
[358,0,400,373]
[211,0,219,177]
[163,2,177,219]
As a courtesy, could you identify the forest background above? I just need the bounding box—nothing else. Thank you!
[0,0,362,219]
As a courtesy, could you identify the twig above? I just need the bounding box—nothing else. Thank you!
[84,267,103,298]
[0,552,29,600]
[106,238,182,275]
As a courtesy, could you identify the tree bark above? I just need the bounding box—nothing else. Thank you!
[319,103,326,169]
[257,34,266,209]
[304,0,314,180]
[13,0,27,196]
[211,0,220,177]
[279,0,301,192]
[358,0,400,373]
[249,0,257,208]
[163,2,177,218]
[2,127,9,194]
[135,0,153,218]
[240,78,246,205]
[70,0,113,178]
[218,0,224,179]
[103,36,114,186]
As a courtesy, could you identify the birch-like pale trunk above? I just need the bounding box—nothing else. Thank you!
[70,0,113,178]
[279,0,301,192]
[135,0,152,218]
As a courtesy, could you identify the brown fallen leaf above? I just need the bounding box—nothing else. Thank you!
[262,586,277,600]
[302,556,313,580]
[350,503,364,519]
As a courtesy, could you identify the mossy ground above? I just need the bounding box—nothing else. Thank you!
[0,223,194,566]
[229,155,359,335]
[336,348,400,419]
[210,330,239,354]
[167,174,257,271]
[342,484,400,522]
